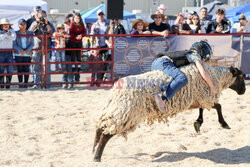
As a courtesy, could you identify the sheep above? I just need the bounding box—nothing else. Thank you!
[194,67,245,133]
[92,63,246,162]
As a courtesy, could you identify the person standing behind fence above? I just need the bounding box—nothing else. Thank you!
[188,14,202,34]
[53,24,70,72]
[149,11,170,38]
[13,19,34,88]
[69,13,86,87]
[199,7,210,33]
[171,13,192,34]
[89,50,103,87]
[103,19,126,80]
[130,19,151,35]
[29,10,55,89]
[232,14,248,33]
[206,8,230,34]
[0,18,16,89]
[90,9,109,81]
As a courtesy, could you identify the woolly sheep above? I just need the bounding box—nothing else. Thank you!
[93,63,245,162]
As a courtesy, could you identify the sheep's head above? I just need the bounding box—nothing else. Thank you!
[229,67,246,95]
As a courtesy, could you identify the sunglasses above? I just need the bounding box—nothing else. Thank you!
[192,18,199,20]
[98,13,104,16]
[154,16,162,19]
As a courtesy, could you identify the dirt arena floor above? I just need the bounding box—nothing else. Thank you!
[0,80,249,167]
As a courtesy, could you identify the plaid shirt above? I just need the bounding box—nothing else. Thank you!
[54,35,66,48]
[90,20,109,47]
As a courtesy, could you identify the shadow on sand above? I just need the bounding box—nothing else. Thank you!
[134,146,250,164]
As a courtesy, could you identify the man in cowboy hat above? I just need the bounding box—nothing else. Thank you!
[0,18,16,89]
[149,11,170,38]
[130,19,151,35]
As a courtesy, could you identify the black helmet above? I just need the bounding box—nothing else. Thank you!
[190,40,213,61]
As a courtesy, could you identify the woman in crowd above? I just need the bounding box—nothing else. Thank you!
[69,12,86,87]
[0,18,16,89]
[189,13,202,34]
[130,19,151,35]
[13,19,34,88]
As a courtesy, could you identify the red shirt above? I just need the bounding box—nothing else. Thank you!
[69,22,86,43]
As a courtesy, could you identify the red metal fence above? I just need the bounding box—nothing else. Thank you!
[0,33,249,89]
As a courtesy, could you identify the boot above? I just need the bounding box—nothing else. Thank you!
[0,76,4,89]
[5,76,12,89]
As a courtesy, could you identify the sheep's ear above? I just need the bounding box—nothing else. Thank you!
[230,66,238,77]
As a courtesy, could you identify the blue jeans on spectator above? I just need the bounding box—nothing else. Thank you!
[15,56,31,83]
[0,51,14,74]
[62,54,73,83]
[32,51,51,86]
[55,50,66,70]
[151,57,188,100]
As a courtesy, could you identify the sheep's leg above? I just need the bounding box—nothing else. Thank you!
[93,133,113,162]
[92,128,103,154]
[213,103,230,129]
[194,108,204,133]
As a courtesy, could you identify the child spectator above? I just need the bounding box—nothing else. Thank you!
[13,19,34,88]
[130,19,151,35]
[89,50,103,87]
[69,13,87,86]
[0,18,16,89]
[53,24,70,72]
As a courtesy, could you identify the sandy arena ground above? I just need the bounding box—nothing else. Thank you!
[0,81,249,167]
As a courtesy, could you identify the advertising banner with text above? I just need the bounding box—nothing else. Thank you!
[113,35,248,78]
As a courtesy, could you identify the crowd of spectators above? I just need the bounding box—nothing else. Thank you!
[0,5,249,89]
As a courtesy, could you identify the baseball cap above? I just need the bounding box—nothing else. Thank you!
[18,19,26,25]
[97,9,104,15]
[239,13,246,20]
[35,6,42,11]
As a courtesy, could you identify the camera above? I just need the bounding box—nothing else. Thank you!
[40,17,45,23]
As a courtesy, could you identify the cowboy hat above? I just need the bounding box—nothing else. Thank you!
[151,11,165,20]
[157,4,167,11]
[0,18,13,25]
[132,19,149,29]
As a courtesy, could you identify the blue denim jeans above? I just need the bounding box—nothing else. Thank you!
[0,51,14,75]
[62,54,73,83]
[151,57,188,100]
[55,50,66,69]
[32,51,51,84]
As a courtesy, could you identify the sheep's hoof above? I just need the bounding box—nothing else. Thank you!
[194,121,201,133]
[221,123,231,129]
[93,158,101,162]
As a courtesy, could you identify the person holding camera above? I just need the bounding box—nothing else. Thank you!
[29,10,55,89]
[206,8,230,34]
